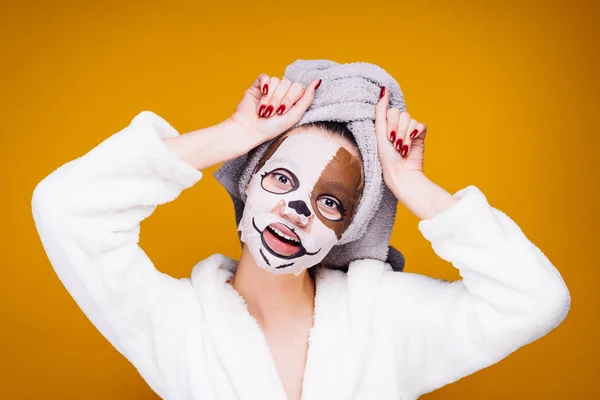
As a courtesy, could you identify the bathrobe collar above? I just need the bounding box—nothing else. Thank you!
[190,253,378,400]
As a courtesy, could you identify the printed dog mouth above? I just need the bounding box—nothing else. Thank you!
[252,218,320,259]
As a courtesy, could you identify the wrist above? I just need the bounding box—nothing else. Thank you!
[221,117,263,156]
[166,119,248,171]
[387,171,428,199]
[387,172,457,221]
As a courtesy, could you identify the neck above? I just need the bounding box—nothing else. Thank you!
[229,245,316,328]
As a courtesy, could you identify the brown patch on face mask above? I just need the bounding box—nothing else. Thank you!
[310,147,364,239]
[254,135,289,173]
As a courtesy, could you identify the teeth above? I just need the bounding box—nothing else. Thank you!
[271,226,300,243]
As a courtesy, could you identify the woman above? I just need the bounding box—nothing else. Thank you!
[32,59,570,400]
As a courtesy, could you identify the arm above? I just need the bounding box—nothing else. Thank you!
[31,111,238,395]
[31,73,319,393]
[380,175,570,397]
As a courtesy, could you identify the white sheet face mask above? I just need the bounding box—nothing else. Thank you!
[238,132,363,275]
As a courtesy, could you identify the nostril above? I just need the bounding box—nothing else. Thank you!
[288,200,311,217]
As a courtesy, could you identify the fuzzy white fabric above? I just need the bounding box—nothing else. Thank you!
[31,111,571,400]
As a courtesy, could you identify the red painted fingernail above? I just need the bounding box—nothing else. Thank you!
[390,130,396,142]
[276,104,286,115]
[395,138,403,151]
[410,129,418,138]
[260,105,268,117]
[258,104,266,117]
[264,105,274,117]
[401,145,408,157]
[380,86,386,98]
[315,79,322,90]
[262,84,268,95]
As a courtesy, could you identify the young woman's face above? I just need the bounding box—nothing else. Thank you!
[238,128,364,275]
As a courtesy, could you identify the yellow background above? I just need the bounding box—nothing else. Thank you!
[1,0,598,398]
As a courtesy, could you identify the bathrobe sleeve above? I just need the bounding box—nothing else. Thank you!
[380,185,571,398]
[31,111,204,397]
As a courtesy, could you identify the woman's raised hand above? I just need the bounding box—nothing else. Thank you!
[227,73,322,151]
[374,87,428,193]
[162,74,320,171]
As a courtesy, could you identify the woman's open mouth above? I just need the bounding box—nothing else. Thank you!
[251,217,320,260]
[263,222,302,257]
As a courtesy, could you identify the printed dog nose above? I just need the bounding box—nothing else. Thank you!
[288,200,311,217]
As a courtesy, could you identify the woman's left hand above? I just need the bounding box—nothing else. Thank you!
[374,87,428,194]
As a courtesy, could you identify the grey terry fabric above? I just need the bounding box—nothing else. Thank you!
[214,59,406,272]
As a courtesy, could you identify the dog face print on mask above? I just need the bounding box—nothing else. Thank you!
[238,131,364,275]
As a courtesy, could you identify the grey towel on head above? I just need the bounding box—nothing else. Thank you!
[214,59,406,272]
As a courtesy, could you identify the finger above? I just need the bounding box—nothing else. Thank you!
[374,87,397,163]
[386,108,400,143]
[374,86,389,137]
[276,81,304,116]
[286,78,321,121]
[402,118,418,157]
[394,111,411,154]
[249,73,270,102]
[408,119,419,139]
[411,122,427,140]
[252,74,271,116]
[263,78,292,118]
[259,76,280,117]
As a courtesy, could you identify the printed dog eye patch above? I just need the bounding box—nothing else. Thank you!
[310,146,363,239]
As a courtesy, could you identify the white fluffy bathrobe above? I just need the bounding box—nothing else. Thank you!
[31,111,571,400]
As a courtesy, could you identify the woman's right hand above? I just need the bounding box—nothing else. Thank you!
[163,74,321,171]
[226,73,322,153]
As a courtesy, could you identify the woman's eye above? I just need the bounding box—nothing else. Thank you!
[316,196,344,221]
[261,168,298,194]
[270,173,292,190]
